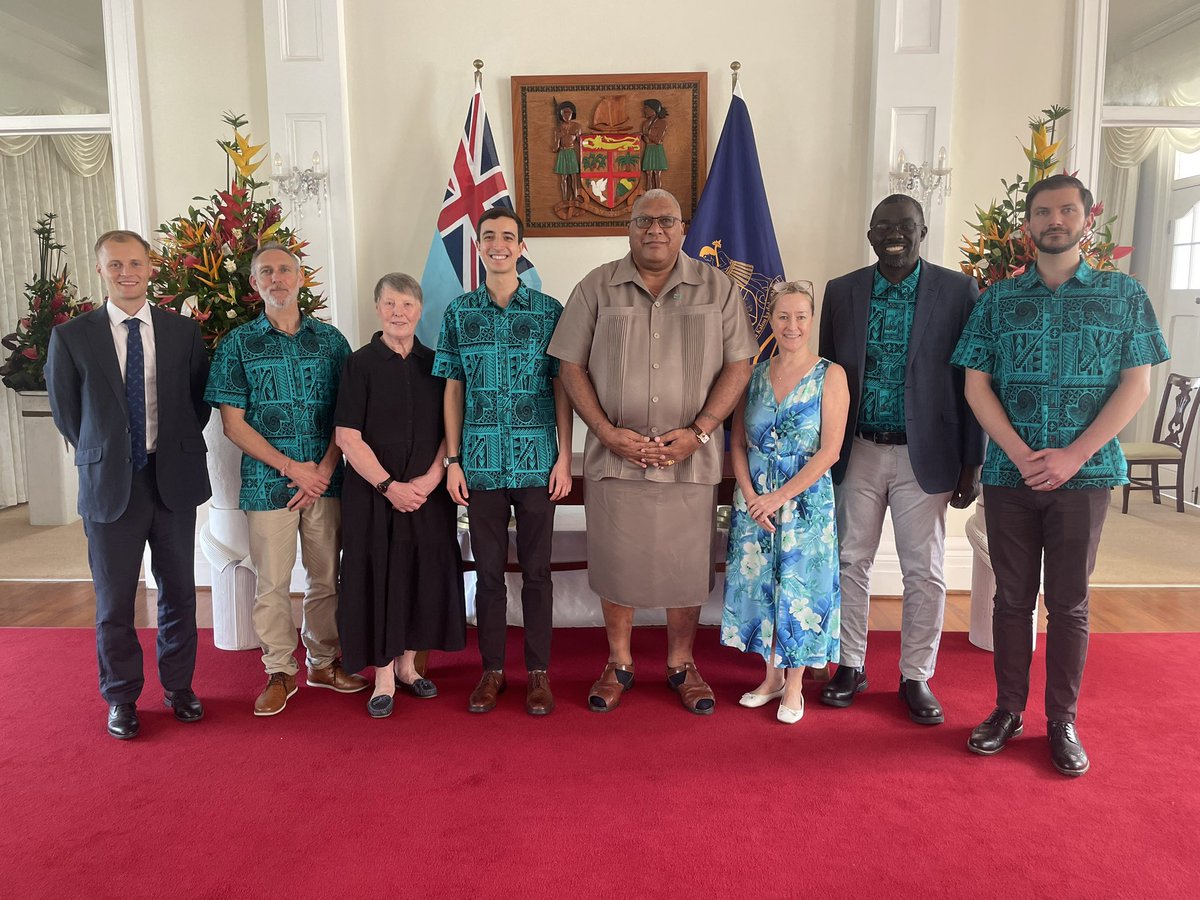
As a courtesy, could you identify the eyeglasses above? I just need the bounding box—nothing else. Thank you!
[631,215,680,230]
[869,220,922,236]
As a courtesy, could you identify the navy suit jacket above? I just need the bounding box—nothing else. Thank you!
[46,304,212,523]
[818,260,984,494]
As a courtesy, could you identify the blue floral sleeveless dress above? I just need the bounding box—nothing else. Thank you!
[721,358,841,668]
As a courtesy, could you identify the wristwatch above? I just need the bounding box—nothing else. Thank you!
[443,455,461,468]
[690,423,710,445]
[375,477,395,495]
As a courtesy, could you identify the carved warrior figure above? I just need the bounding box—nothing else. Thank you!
[551,100,583,203]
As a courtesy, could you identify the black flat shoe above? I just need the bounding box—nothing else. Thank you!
[899,678,944,725]
[967,708,1023,755]
[398,677,438,699]
[1048,721,1090,776]
[367,693,394,718]
[107,703,139,740]
[163,688,205,722]
[820,665,867,708]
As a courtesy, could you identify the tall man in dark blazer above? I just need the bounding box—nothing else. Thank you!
[817,195,984,724]
[47,230,211,740]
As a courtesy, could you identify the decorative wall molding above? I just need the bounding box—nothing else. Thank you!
[871,0,958,264]
[1069,0,1107,190]
[261,0,358,340]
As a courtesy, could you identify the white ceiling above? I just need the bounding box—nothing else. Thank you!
[1108,0,1200,60]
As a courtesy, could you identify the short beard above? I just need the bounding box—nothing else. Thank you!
[261,291,297,309]
[1031,227,1085,256]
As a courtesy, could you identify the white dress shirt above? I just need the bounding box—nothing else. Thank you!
[106,299,159,453]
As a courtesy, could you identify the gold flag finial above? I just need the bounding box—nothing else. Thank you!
[473,59,484,87]
[730,61,741,90]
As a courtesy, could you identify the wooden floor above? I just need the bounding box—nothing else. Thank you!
[0,581,1197,632]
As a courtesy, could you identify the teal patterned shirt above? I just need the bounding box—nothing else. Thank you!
[433,283,563,491]
[204,313,350,510]
[858,262,920,432]
[951,261,1169,489]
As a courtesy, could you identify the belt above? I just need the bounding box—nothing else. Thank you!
[857,430,907,445]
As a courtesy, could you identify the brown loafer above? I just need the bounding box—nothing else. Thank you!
[588,662,634,713]
[468,670,506,713]
[526,670,555,716]
[666,662,715,715]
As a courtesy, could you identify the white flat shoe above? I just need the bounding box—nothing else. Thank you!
[739,687,785,708]
[777,696,805,724]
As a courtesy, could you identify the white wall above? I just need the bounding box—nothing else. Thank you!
[344,0,875,341]
[943,0,1074,264]
[137,0,269,234]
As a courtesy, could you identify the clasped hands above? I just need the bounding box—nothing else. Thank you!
[283,459,332,511]
[1016,446,1086,492]
[600,424,698,469]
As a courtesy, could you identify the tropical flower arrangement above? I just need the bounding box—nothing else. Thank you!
[151,112,324,353]
[0,213,96,392]
[959,104,1131,289]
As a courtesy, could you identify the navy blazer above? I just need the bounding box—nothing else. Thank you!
[818,260,985,494]
[46,304,212,523]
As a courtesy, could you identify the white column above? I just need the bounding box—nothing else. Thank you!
[102,0,149,235]
[869,0,960,265]
[261,0,359,340]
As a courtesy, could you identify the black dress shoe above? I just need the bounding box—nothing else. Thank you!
[367,693,394,719]
[899,678,944,725]
[820,665,867,708]
[967,708,1023,755]
[163,688,205,722]
[1048,721,1090,776]
[107,703,139,740]
[398,677,438,699]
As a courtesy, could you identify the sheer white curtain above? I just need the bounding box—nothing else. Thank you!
[0,136,115,508]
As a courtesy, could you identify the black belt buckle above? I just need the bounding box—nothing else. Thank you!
[859,430,907,445]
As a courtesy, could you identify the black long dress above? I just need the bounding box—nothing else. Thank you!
[335,333,466,672]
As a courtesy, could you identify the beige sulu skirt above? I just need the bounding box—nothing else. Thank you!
[584,478,718,608]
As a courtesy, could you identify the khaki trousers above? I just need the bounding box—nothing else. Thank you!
[246,497,342,675]
[835,437,953,680]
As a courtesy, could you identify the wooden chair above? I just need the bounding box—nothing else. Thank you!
[1121,373,1200,513]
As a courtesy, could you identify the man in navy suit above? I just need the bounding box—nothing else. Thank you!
[818,195,984,724]
[47,230,212,740]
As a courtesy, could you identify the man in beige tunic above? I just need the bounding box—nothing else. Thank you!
[549,189,756,715]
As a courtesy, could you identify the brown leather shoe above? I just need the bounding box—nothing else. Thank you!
[588,662,635,713]
[306,660,369,693]
[667,662,715,715]
[526,670,555,716]
[468,670,506,713]
[254,672,297,716]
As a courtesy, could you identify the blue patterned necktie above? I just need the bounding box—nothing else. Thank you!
[123,319,148,472]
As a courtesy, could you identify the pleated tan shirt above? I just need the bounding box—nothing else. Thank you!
[549,252,757,485]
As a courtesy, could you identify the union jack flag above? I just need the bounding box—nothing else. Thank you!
[418,83,540,345]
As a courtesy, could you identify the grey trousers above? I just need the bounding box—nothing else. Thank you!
[835,437,953,680]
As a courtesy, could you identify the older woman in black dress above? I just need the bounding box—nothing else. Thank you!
[335,273,466,717]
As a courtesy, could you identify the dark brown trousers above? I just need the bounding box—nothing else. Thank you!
[467,486,555,672]
[983,484,1109,723]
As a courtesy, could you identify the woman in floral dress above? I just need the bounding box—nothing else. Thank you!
[722,281,849,724]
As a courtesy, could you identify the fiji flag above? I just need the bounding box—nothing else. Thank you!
[418,82,541,346]
[682,82,783,360]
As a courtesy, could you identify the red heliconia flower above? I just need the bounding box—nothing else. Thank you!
[1090,202,1104,217]
[53,312,69,325]
[21,347,38,360]
[32,297,42,312]
[182,255,200,269]
[79,302,95,312]
[50,295,64,311]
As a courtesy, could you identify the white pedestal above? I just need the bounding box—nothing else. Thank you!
[201,416,258,650]
[16,390,79,526]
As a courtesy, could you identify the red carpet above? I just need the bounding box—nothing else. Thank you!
[1,626,1197,898]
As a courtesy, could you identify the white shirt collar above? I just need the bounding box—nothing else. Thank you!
[106,299,154,328]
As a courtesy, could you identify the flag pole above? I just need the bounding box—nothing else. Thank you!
[730,60,740,91]
[473,59,483,88]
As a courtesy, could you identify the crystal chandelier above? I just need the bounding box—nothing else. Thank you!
[889,146,952,205]
[270,151,329,220]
